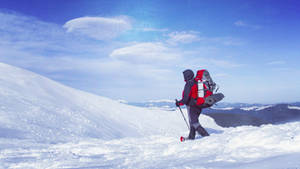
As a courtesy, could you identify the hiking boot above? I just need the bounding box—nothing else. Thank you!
[196,125,209,137]
[187,126,196,139]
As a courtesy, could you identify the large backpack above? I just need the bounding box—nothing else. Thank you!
[191,69,224,108]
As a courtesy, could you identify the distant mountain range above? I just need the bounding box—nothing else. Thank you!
[126,100,177,111]
[125,100,300,127]
[204,103,300,127]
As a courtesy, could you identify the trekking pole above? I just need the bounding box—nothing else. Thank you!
[175,99,190,130]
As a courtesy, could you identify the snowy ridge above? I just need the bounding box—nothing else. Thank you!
[288,105,300,110]
[211,107,234,110]
[240,105,273,111]
[255,105,273,111]
[0,62,218,142]
[240,106,260,111]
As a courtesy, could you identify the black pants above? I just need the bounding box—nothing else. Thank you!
[187,106,209,139]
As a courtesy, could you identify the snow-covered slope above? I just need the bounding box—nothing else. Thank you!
[0,62,219,143]
[2,62,300,169]
[1,122,300,169]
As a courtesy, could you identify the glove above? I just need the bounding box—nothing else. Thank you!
[175,100,181,107]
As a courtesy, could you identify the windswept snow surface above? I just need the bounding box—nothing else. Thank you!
[1,62,300,169]
[1,122,300,169]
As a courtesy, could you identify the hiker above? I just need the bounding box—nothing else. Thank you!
[176,69,224,140]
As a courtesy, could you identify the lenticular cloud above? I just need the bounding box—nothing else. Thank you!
[63,16,132,40]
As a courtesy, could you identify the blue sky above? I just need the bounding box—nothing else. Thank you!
[0,0,300,103]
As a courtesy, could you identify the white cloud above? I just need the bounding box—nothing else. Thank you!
[0,12,113,75]
[0,11,247,102]
[217,37,244,46]
[166,31,200,45]
[0,12,112,55]
[110,42,181,64]
[166,31,243,46]
[234,20,247,27]
[267,60,286,65]
[234,20,261,30]
[185,57,243,70]
[203,37,244,46]
[208,58,243,68]
[214,73,230,78]
[0,12,176,83]
[142,27,168,32]
[63,16,132,40]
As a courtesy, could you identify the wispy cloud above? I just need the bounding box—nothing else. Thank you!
[141,27,168,32]
[110,42,180,64]
[0,12,111,73]
[63,16,132,40]
[214,73,230,78]
[207,37,244,46]
[0,11,245,101]
[267,60,286,65]
[0,12,110,55]
[234,20,261,30]
[0,12,181,97]
[208,58,243,68]
[166,31,200,45]
[184,56,243,70]
[165,31,243,46]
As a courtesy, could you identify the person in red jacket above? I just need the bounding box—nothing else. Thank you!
[176,69,209,139]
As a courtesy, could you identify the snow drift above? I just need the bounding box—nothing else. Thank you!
[0,62,219,143]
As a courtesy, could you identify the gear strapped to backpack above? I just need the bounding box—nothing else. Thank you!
[191,69,224,108]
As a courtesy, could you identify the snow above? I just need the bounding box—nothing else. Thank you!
[255,105,273,111]
[1,62,300,169]
[148,99,174,103]
[240,106,259,111]
[288,105,300,110]
[117,99,128,104]
[212,107,234,110]
[1,122,300,168]
[0,62,188,142]
[241,105,273,111]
